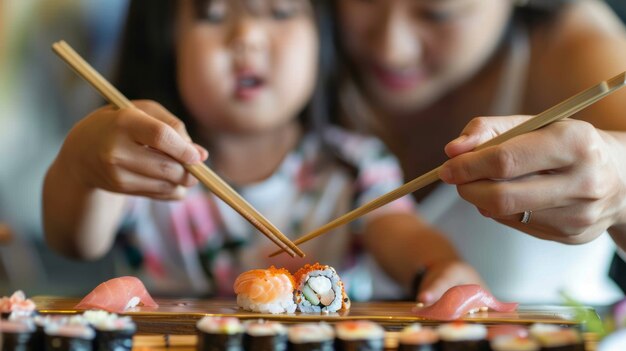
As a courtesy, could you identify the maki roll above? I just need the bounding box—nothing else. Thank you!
[45,324,95,351]
[242,320,288,351]
[490,336,540,351]
[234,267,297,314]
[32,314,82,350]
[437,322,489,351]
[334,320,385,351]
[196,316,244,351]
[293,263,350,313]
[397,324,440,351]
[287,322,334,351]
[0,319,35,351]
[0,291,36,319]
[528,324,584,351]
[82,310,135,351]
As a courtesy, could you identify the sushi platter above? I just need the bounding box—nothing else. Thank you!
[33,297,591,334]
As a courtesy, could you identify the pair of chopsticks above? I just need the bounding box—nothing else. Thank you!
[51,40,304,258]
[271,71,626,257]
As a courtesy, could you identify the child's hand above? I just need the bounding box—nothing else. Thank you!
[57,100,208,200]
[416,260,485,304]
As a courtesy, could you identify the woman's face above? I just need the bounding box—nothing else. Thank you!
[176,0,318,137]
[338,0,513,114]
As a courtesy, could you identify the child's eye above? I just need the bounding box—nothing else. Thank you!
[195,0,228,23]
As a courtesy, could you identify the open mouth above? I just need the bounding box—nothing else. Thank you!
[234,72,266,100]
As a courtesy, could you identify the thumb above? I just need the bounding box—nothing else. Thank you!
[444,115,533,158]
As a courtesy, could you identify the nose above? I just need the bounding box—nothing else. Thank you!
[229,16,268,60]
[370,5,422,68]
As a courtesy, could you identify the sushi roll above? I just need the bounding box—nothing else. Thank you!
[287,322,334,351]
[234,267,297,314]
[242,320,288,351]
[490,336,540,351]
[437,322,489,351]
[82,310,135,351]
[196,316,244,351]
[334,320,385,351]
[397,323,440,351]
[0,319,35,351]
[0,291,36,319]
[528,324,584,351]
[31,314,81,350]
[293,263,350,313]
[45,323,95,351]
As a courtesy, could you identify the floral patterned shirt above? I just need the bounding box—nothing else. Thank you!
[117,127,414,300]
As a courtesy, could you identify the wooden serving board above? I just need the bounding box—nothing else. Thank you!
[33,297,590,334]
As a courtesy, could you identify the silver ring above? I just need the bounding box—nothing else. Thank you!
[520,210,532,224]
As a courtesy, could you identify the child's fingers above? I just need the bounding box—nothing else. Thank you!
[119,145,198,187]
[123,108,201,164]
[104,170,186,200]
[134,100,193,142]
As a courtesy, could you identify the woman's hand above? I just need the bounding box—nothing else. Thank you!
[417,260,485,304]
[438,115,626,245]
[56,100,208,200]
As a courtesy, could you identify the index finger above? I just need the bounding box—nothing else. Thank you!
[121,107,201,165]
[439,125,576,184]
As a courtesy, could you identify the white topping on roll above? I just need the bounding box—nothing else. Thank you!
[438,323,487,341]
[197,316,243,334]
[288,323,334,343]
[245,320,287,336]
[335,320,384,340]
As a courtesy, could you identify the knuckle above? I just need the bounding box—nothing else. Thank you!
[578,173,607,200]
[491,146,517,179]
[167,118,186,133]
[488,186,515,215]
[150,124,174,147]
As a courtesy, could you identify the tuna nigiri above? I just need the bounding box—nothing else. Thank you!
[234,267,296,314]
[75,276,158,313]
[413,284,518,321]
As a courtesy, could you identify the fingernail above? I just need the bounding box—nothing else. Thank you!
[439,165,453,183]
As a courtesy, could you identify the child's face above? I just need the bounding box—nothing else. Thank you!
[338,0,513,113]
[176,0,318,136]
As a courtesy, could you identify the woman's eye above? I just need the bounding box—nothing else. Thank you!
[418,9,457,23]
[271,7,296,20]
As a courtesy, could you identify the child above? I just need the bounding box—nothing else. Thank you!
[43,0,482,301]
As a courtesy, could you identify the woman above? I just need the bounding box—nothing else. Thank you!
[333,0,626,303]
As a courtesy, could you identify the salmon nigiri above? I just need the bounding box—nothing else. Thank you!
[413,284,518,321]
[233,266,296,314]
[75,276,158,313]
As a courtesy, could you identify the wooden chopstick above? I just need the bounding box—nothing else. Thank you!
[51,40,305,258]
[270,71,626,257]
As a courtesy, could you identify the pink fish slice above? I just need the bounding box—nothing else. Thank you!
[413,284,518,321]
[75,276,158,313]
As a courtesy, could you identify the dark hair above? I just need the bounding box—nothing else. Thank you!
[114,0,334,139]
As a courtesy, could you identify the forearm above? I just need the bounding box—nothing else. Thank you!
[363,213,461,289]
[43,157,126,260]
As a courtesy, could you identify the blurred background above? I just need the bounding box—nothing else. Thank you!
[0,0,625,297]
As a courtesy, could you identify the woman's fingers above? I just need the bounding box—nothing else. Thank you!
[444,115,533,157]
[440,122,578,184]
